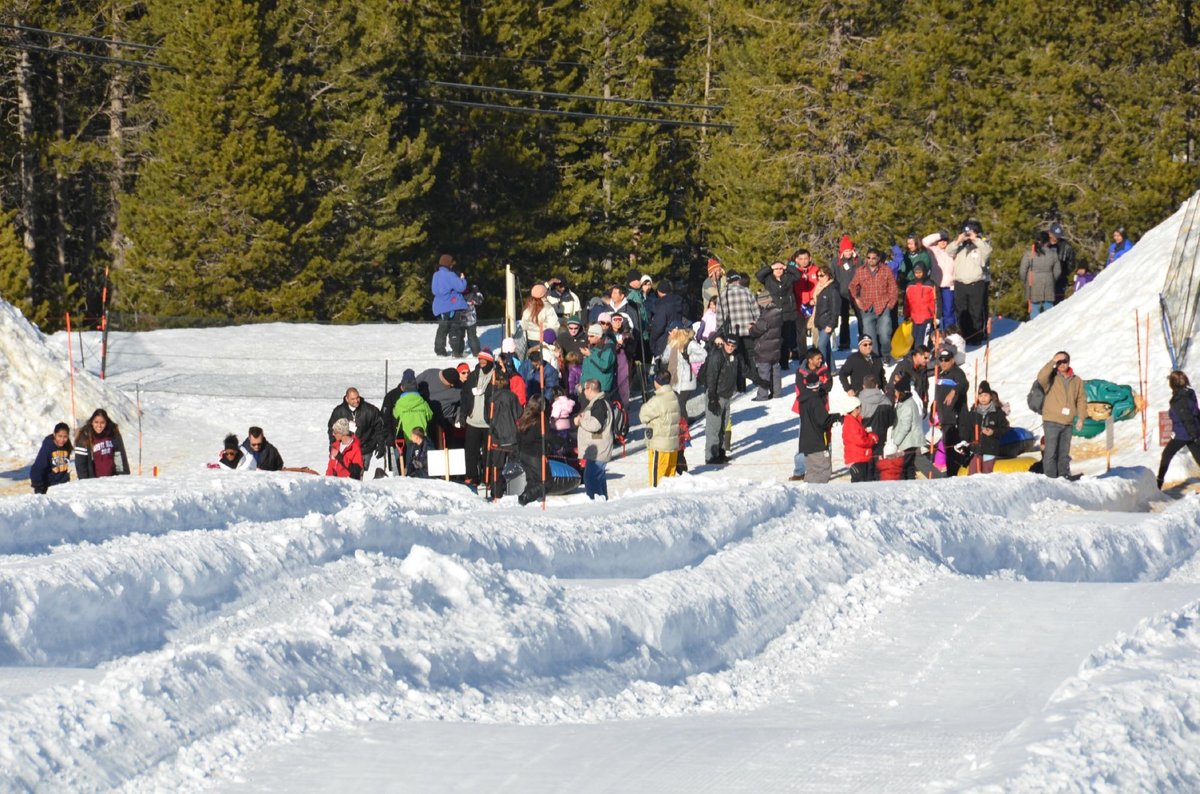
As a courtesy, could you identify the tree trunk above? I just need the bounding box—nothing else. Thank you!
[16,40,40,306]
[108,3,129,294]
[53,50,68,292]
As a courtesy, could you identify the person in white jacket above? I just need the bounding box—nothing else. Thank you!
[889,376,926,480]
[520,284,560,357]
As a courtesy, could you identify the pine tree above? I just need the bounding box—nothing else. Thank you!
[120,0,308,323]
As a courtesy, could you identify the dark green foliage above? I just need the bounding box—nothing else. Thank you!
[2,0,1198,328]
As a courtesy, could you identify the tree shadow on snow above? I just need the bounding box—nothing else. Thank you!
[0,465,31,481]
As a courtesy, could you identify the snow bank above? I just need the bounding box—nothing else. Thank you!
[0,471,1197,790]
[969,579,1200,792]
[0,300,134,460]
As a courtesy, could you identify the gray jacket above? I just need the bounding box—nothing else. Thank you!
[1019,246,1061,304]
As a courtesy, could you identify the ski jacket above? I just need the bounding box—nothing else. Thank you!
[812,282,841,333]
[237,437,284,471]
[832,254,860,299]
[431,266,467,317]
[922,233,956,288]
[393,391,434,441]
[892,395,925,451]
[705,349,739,400]
[580,338,617,394]
[946,238,991,285]
[934,363,970,431]
[1107,239,1133,267]
[31,435,72,493]
[326,436,363,479]
[904,281,938,325]
[755,265,801,320]
[797,375,834,455]
[577,395,613,462]
[1168,386,1200,442]
[328,399,388,460]
[1019,245,1061,304]
[968,402,1010,457]
[641,383,682,453]
[649,293,688,357]
[1036,360,1088,426]
[488,388,522,449]
[73,425,129,479]
[748,304,783,364]
[842,413,878,465]
[416,369,463,434]
[838,352,885,395]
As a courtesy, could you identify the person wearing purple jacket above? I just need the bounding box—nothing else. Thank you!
[431,253,468,357]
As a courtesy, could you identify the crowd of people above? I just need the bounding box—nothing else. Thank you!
[28,222,1200,500]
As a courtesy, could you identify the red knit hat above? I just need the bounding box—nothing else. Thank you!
[838,234,855,255]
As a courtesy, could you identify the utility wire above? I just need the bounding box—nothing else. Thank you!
[0,39,171,70]
[424,79,722,112]
[0,21,158,51]
[430,50,689,76]
[419,96,734,131]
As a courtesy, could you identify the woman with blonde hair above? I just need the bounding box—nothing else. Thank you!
[660,322,707,420]
[1157,370,1200,489]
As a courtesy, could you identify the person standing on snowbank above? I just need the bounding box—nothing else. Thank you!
[1036,352,1087,479]
[431,254,468,357]
[1156,370,1200,489]
[31,422,73,493]
[74,408,129,479]
[575,378,613,500]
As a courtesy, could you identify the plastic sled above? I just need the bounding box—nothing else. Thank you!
[891,320,914,358]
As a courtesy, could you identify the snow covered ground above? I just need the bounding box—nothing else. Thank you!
[1,197,1199,791]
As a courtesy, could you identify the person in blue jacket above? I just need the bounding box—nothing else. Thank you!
[1106,227,1133,267]
[31,422,73,494]
[431,253,468,357]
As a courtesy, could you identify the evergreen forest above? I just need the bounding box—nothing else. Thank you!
[1,0,1198,331]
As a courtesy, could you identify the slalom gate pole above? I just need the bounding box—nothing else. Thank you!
[1143,313,1151,451]
[100,263,110,379]
[540,321,547,510]
[973,359,978,396]
[136,383,143,476]
[78,324,85,368]
[66,313,77,434]
[1136,310,1146,452]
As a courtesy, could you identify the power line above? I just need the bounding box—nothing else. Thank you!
[419,97,734,131]
[430,50,689,76]
[424,79,722,113]
[0,21,158,52]
[0,39,170,70]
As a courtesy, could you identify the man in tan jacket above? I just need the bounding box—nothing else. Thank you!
[1037,351,1088,478]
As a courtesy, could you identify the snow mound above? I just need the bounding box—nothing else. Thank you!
[959,198,1198,480]
[0,300,135,460]
[0,470,1197,789]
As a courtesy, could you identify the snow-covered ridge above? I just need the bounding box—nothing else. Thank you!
[1,472,1198,790]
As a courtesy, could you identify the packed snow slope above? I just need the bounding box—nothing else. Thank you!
[0,199,1197,790]
[0,302,134,463]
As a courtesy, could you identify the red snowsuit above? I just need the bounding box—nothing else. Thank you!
[841,412,879,465]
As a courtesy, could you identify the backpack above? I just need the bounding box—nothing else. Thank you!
[1027,378,1046,414]
[610,399,630,448]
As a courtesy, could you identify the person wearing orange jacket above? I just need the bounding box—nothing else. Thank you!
[841,396,879,483]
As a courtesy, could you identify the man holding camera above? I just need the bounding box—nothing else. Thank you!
[947,220,991,346]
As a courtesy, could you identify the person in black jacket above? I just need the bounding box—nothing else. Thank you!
[887,345,932,409]
[239,427,285,471]
[1047,222,1076,304]
[934,348,970,475]
[31,422,73,493]
[704,336,740,464]
[810,267,841,374]
[327,388,389,478]
[837,335,885,396]
[748,292,783,401]
[416,367,463,447]
[1157,370,1200,488]
[756,260,801,370]
[966,382,1010,474]
[649,281,687,360]
[487,369,522,500]
[795,354,839,484]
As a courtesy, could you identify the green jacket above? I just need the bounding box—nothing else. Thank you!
[393,391,434,441]
[581,339,617,394]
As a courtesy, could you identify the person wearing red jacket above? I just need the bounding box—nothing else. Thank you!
[788,249,820,353]
[904,262,939,350]
[841,397,879,482]
[326,418,364,480]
